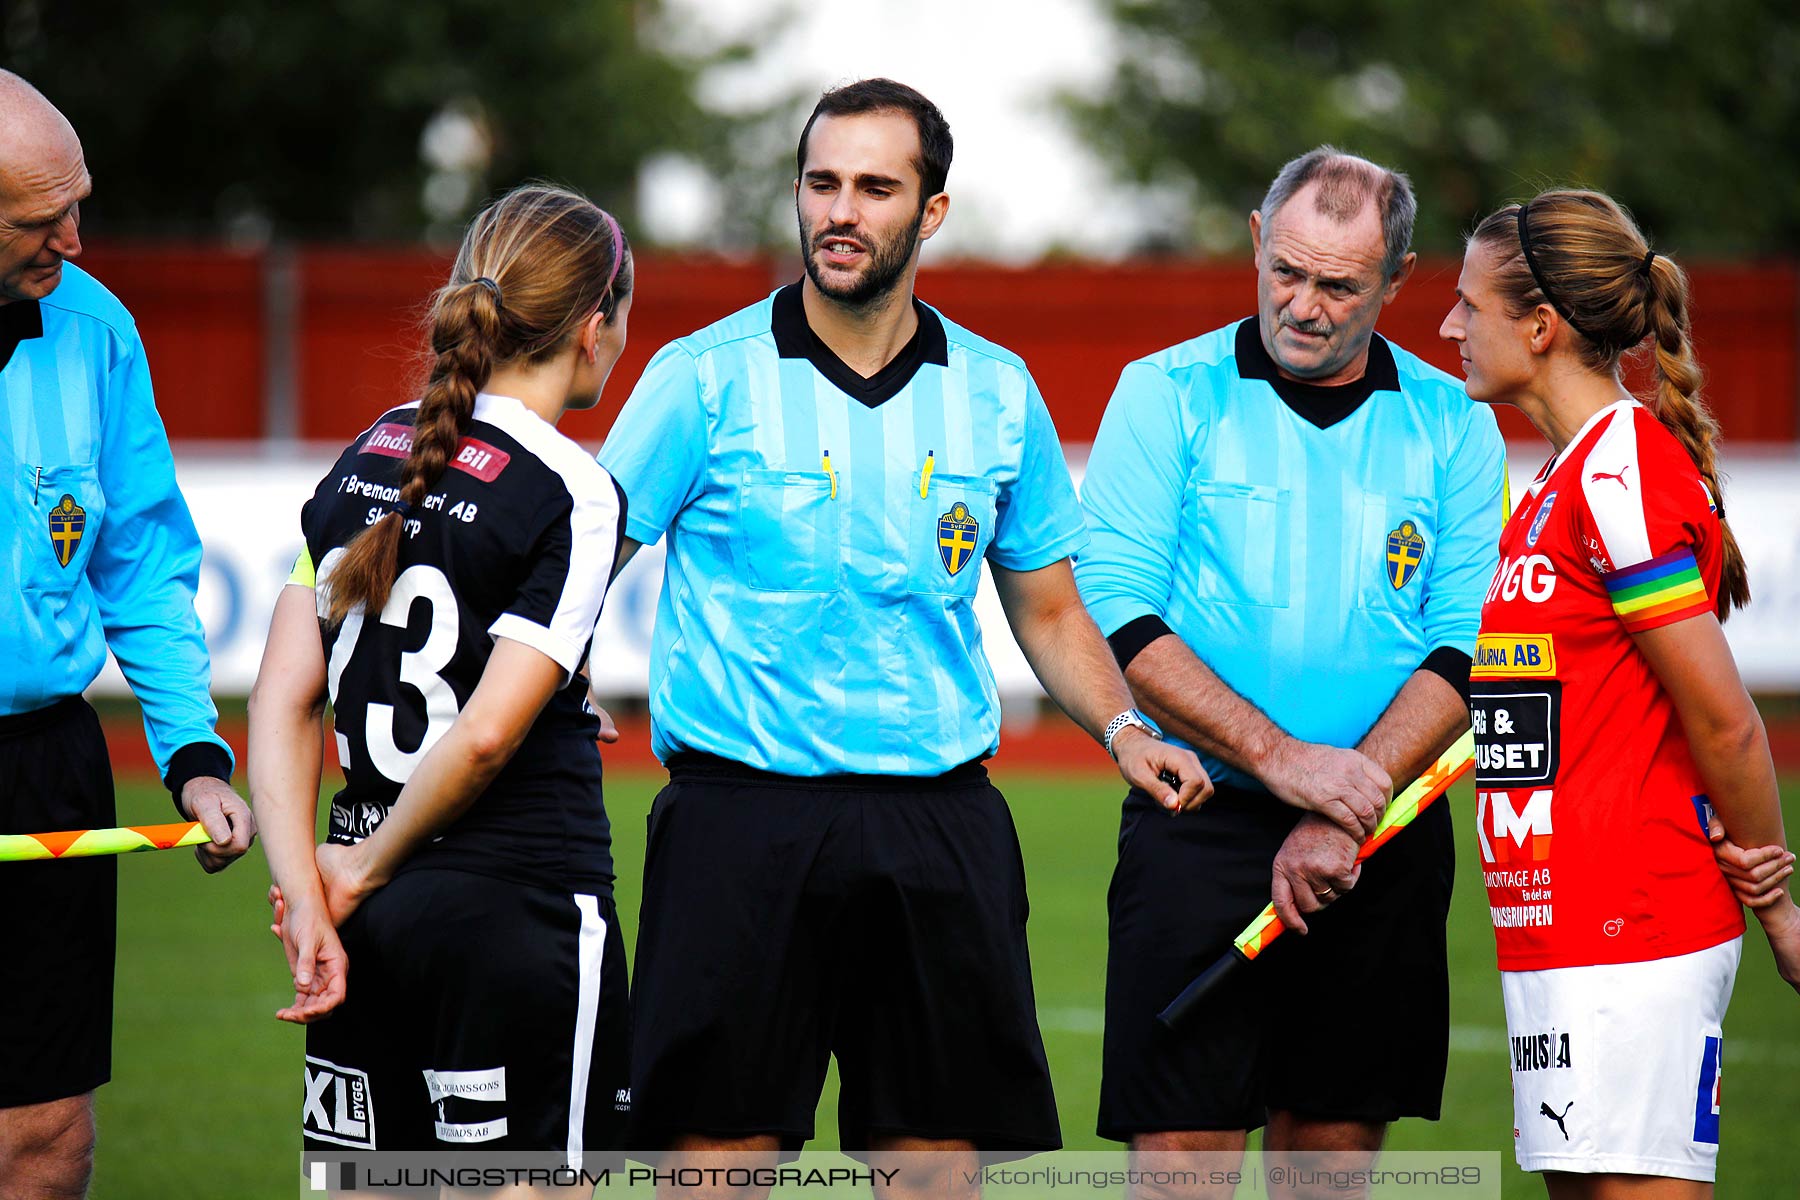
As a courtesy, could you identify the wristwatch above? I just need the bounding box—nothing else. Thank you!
[1103,709,1161,761]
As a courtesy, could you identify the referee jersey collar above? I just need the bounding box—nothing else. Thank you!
[1233,317,1400,430]
[772,282,949,408]
[0,298,43,374]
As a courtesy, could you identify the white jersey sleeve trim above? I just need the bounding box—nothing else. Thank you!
[488,613,587,678]
[473,393,624,681]
[1579,401,1654,571]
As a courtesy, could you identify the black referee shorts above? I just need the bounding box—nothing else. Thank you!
[0,698,116,1108]
[629,756,1061,1157]
[1100,783,1454,1140]
[303,867,630,1164]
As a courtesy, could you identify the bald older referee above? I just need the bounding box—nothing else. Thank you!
[0,72,254,1198]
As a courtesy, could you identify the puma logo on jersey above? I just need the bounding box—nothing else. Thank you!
[1589,465,1632,489]
[1539,1101,1573,1140]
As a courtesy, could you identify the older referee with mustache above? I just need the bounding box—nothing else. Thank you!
[1077,147,1505,1197]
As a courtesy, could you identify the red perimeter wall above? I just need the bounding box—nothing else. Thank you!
[73,246,1800,446]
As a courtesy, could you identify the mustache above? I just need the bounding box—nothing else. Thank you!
[811,225,867,252]
[1281,316,1333,336]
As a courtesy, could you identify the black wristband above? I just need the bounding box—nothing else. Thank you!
[1420,646,1473,705]
[164,742,234,816]
[1106,614,1175,673]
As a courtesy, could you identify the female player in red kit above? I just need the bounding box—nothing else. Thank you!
[1441,189,1799,1198]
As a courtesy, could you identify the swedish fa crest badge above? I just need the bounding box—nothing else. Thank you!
[938,502,979,576]
[47,493,86,568]
[1385,519,1424,589]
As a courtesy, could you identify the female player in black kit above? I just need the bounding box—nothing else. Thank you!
[249,184,635,1172]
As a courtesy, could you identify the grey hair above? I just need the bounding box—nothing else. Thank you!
[1259,145,1417,277]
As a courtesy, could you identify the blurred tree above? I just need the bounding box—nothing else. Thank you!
[1067,0,1800,257]
[1,0,723,240]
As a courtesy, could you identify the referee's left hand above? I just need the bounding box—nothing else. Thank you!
[180,776,257,873]
[1114,728,1211,814]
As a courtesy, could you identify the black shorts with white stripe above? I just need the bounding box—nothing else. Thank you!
[302,866,629,1165]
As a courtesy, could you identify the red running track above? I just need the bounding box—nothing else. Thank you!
[101,710,1800,781]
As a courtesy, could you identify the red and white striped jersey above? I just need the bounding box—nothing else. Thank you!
[1473,399,1743,971]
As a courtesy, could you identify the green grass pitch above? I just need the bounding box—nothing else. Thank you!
[93,772,1799,1198]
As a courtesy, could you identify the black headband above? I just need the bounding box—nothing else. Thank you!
[1515,203,1604,345]
[1515,204,1655,351]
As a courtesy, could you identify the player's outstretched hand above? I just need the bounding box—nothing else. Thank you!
[275,895,349,1024]
[1706,816,1796,908]
[180,776,257,873]
[315,842,375,927]
[1270,814,1363,935]
[1114,728,1211,814]
[1262,739,1390,840]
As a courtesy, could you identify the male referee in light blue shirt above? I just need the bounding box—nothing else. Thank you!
[1076,149,1505,1181]
[601,79,1205,1190]
[0,72,254,1198]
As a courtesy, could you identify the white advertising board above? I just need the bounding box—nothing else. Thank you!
[89,445,1800,698]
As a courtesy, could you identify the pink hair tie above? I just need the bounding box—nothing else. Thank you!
[601,210,624,305]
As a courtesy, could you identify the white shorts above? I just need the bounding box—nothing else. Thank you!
[1501,937,1741,1180]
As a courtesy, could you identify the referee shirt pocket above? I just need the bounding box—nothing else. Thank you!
[733,469,840,593]
[1355,491,1436,613]
[1186,478,1290,608]
[909,472,996,598]
[13,462,105,597]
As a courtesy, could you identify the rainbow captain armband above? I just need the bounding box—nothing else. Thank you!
[1604,548,1712,631]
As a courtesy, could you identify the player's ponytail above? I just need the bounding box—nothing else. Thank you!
[323,184,632,627]
[1643,255,1749,617]
[1471,189,1748,619]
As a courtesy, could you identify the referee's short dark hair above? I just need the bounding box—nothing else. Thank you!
[1260,146,1416,278]
[797,78,954,201]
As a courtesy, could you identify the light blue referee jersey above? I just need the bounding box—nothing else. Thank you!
[600,284,1088,776]
[1076,319,1504,788]
[0,264,230,778]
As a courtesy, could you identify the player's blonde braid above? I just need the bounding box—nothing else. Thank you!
[323,281,494,627]
[323,184,630,627]
[1642,256,1749,617]
[1472,190,1749,620]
